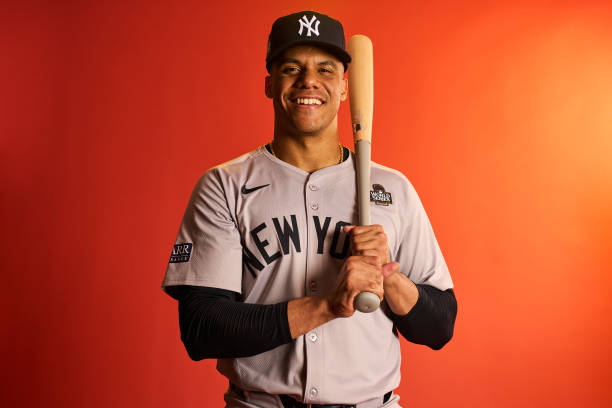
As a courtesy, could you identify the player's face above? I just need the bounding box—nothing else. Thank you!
[265,46,348,137]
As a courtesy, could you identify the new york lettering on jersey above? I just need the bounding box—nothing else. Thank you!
[242,214,353,278]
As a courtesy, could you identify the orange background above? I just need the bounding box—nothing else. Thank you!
[2,0,612,407]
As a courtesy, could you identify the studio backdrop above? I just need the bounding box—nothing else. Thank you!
[2,1,611,407]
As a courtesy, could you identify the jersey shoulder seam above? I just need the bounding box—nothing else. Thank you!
[370,161,414,187]
[210,146,265,173]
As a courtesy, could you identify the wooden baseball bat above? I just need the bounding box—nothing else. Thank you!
[348,35,380,313]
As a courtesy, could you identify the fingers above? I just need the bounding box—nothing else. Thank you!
[343,224,390,264]
[343,256,382,280]
[349,254,378,266]
[329,255,384,318]
[351,229,387,249]
[360,249,381,265]
[343,224,383,236]
[345,256,384,292]
[343,225,357,234]
[343,224,383,233]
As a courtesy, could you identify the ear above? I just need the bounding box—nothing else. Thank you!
[339,76,348,102]
[265,75,273,99]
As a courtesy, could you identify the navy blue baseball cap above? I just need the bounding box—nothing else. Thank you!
[266,11,352,73]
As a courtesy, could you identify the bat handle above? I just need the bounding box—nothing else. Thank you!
[354,140,381,313]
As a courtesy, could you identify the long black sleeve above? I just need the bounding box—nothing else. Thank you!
[177,285,293,360]
[390,285,457,350]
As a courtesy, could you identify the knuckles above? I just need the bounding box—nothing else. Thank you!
[344,256,360,271]
[347,228,388,251]
[344,256,380,273]
[330,303,353,317]
[332,255,386,317]
[347,224,384,236]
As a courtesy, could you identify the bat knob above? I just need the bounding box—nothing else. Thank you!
[354,291,380,313]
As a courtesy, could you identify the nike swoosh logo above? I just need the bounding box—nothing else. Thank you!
[241,184,270,194]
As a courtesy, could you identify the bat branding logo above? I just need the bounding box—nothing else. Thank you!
[298,15,320,37]
[370,184,393,206]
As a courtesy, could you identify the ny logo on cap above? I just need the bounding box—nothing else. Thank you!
[298,15,320,37]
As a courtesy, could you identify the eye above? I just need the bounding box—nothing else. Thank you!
[319,66,336,75]
[282,65,300,74]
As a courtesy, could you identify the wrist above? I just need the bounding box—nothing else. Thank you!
[382,263,400,283]
[319,295,337,321]
[287,296,336,339]
[310,296,337,331]
[383,273,419,316]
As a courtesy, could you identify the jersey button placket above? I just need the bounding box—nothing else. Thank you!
[304,176,323,404]
[309,280,318,292]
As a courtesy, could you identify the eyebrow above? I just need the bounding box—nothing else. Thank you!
[317,60,337,68]
[278,58,338,68]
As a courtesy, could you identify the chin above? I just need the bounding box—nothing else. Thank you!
[292,119,327,135]
[294,127,324,136]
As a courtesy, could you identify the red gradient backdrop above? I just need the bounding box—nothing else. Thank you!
[2,1,612,407]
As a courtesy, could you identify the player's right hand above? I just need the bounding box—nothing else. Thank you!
[326,255,384,318]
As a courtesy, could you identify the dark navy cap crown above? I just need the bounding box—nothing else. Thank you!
[266,11,352,73]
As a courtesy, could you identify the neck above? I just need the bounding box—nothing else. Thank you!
[271,133,342,173]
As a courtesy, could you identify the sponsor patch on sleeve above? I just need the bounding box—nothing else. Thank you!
[169,243,193,263]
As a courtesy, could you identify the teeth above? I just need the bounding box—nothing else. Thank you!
[296,98,322,105]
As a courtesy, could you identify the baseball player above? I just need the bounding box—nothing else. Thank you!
[162,11,457,408]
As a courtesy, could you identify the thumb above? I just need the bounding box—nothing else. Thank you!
[382,261,400,279]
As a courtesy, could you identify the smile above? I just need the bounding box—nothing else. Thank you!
[293,97,324,106]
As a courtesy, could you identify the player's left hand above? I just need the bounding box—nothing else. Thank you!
[343,224,398,280]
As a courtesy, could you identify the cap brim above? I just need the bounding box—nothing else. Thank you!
[266,40,352,73]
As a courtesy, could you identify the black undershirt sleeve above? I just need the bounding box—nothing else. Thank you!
[389,284,457,350]
[178,282,456,360]
[177,285,293,361]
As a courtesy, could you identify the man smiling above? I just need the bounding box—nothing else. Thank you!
[162,11,457,408]
[267,44,347,139]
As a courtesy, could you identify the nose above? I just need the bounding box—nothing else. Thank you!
[295,68,318,89]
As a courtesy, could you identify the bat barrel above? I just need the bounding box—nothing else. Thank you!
[348,35,373,145]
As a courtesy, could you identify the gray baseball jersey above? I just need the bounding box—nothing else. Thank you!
[162,146,453,406]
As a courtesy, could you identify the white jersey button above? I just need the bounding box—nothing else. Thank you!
[309,184,319,191]
[309,388,319,398]
[309,280,318,291]
[309,332,318,342]
[311,203,319,210]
